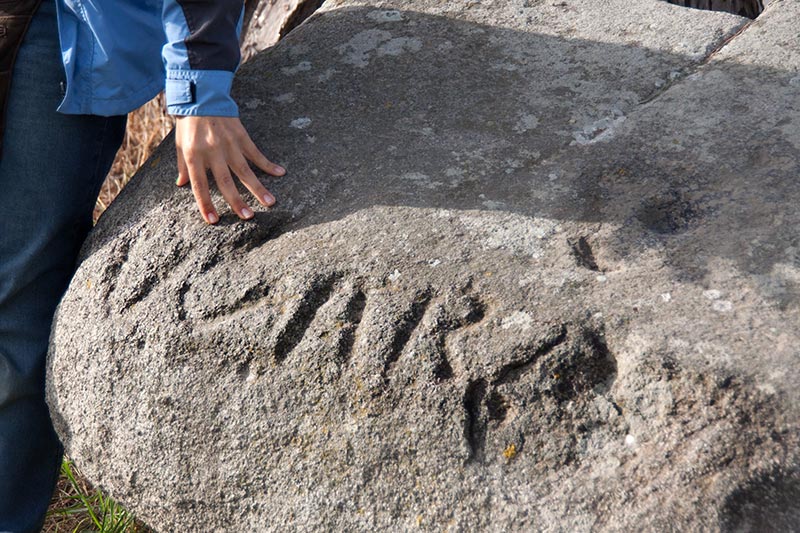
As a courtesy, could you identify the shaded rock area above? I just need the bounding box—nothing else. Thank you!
[48,0,800,531]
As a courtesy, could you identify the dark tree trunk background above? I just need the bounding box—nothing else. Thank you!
[241,0,325,62]
[666,0,766,18]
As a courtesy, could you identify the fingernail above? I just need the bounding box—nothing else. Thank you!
[263,194,275,206]
[207,212,219,224]
[176,176,181,185]
[275,165,286,175]
[242,207,254,219]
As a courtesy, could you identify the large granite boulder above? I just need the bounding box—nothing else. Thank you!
[47,0,800,531]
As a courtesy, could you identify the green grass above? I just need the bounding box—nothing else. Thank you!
[44,459,150,533]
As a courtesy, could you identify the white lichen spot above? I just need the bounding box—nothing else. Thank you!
[400,172,442,188]
[445,167,463,178]
[388,269,401,282]
[317,68,336,82]
[401,172,430,182]
[625,434,637,447]
[712,300,733,313]
[513,114,539,134]
[273,92,295,104]
[501,311,533,331]
[482,200,506,210]
[336,28,422,67]
[243,98,264,110]
[571,111,626,145]
[367,10,404,23]
[757,382,776,395]
[517,273,536,287]
[336,29,393,68]
[290,117,312,129]
[660,293,672,303]
[596,275,607,283]
[377,36,423,57]
[281,61,312,75]
[428,259,441,267]
[492,62,519,72]
[437,41,454,52]
[703,289,722,300]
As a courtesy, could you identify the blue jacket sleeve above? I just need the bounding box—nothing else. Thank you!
[162,0,244,117]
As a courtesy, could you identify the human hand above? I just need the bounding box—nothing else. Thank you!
[175,116,286,224]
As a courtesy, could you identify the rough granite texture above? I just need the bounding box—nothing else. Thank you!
[47,0,800,531]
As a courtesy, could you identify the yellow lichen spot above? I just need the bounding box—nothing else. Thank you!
[357,508,365,515]
[551,373,560,380]
[86,279,92,289]
[503,443,517,460]
[617,167,628,176]
[484,271,493,277]
[149,156,162,168]
[416,515,423,527]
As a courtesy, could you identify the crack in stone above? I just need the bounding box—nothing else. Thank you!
[638,14,755,105]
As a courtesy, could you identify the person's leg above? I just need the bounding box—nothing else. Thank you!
[0,1,126,531]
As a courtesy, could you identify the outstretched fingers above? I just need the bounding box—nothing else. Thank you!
[175,116,286,223]
[176,149,190,187]
[186,156,218,224]
[210,158,253,220]
[229,152,275,207]
[242,133,285,177]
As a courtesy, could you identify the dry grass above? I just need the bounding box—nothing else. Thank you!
[93,94,175,222]
[44,460,153,533]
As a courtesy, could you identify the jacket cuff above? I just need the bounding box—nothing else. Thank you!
[165,69,239,117]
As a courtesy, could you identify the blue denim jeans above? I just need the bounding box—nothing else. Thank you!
[0,1,126,531]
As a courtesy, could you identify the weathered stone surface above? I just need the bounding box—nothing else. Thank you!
[47,0,799,531]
